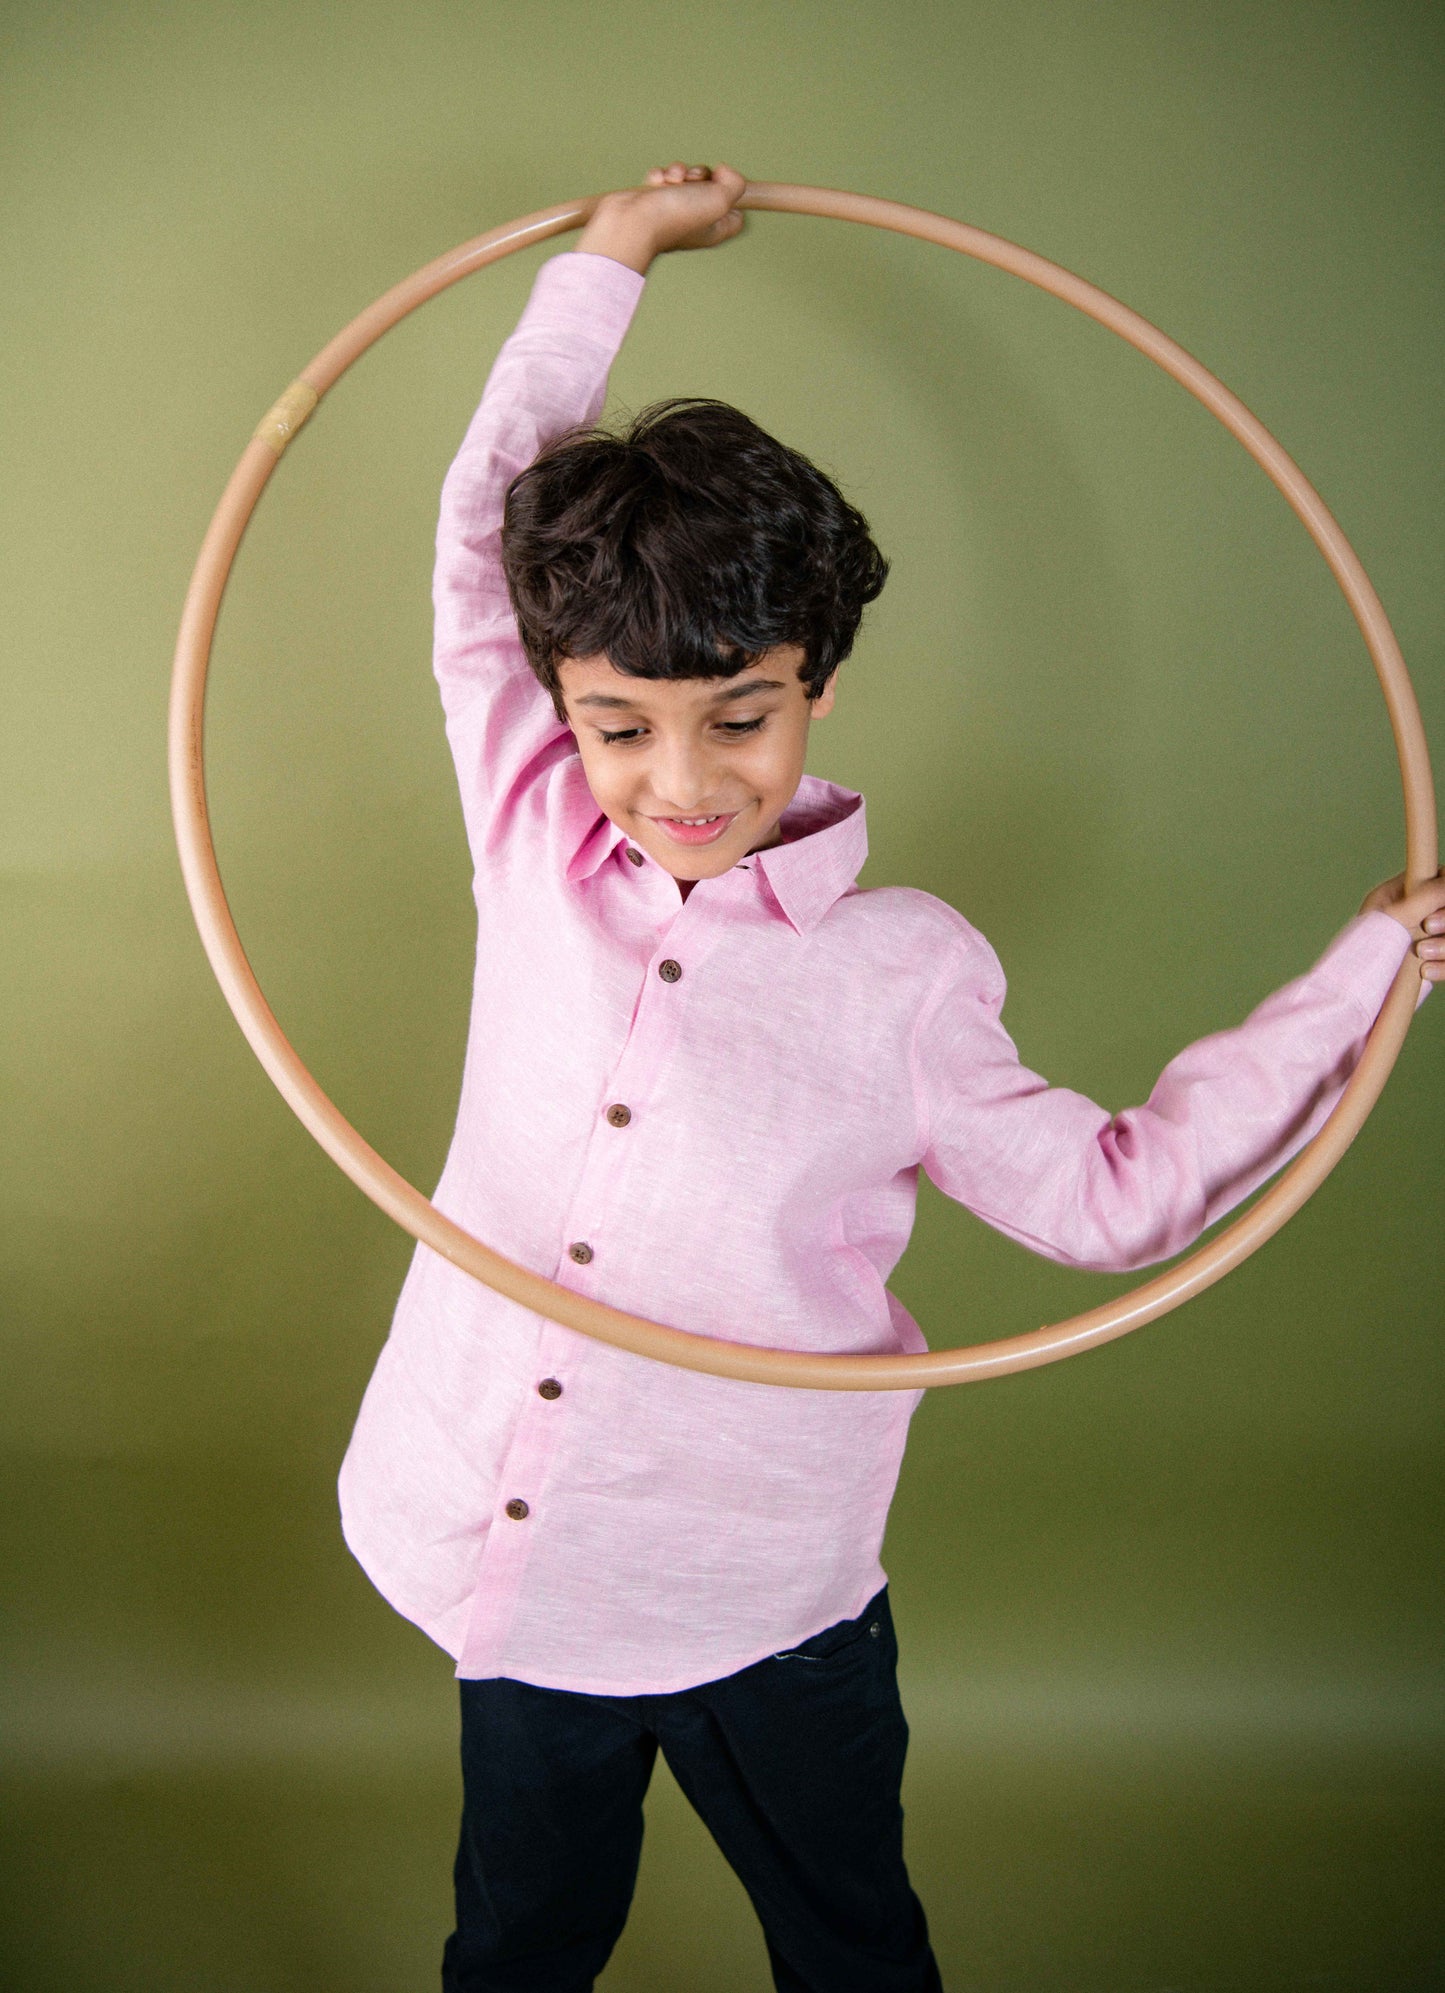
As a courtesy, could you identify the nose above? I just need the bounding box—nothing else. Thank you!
[651,733,721,814]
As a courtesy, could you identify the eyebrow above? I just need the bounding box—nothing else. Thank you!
[572,677,789,712]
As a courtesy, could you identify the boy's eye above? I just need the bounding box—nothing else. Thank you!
[596,716,767,745]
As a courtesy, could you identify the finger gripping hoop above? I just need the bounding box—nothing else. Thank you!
[169,183,1436,1391]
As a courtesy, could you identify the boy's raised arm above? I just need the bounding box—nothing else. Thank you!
[434,164,748,861]
[914,908,1422,1274]
[433,252,645,850]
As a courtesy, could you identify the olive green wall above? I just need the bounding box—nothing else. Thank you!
[3,2,1442,1986]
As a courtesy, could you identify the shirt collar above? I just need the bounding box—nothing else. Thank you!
[564,766,867,933]
[750,777,867,933]
[563,769,630,882]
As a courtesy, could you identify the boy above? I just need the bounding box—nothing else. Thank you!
[340,164,1444,1991]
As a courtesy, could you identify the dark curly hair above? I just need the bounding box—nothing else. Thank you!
[500,398,888,715]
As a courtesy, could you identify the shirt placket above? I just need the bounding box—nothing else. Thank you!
[455,860,734,1679]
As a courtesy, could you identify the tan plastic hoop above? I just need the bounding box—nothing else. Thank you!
[170,182,1436,1391]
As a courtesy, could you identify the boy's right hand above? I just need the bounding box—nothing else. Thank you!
[1359,867,1445,984]
[573,163,747,276]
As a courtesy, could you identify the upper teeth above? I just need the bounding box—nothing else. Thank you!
[677,816,721,825]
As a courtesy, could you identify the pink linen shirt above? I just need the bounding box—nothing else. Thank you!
[338,251,1414,1696]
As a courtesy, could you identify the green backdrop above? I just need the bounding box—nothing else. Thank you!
[3,3,1442,1987]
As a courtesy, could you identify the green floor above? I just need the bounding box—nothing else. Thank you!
[4,1699,1441,1990]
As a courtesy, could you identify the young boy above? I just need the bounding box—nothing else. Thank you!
[339,164,1444,1992]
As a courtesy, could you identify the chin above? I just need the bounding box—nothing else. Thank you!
[661,847,736,882]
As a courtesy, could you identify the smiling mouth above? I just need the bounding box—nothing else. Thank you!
[649,812,740,847]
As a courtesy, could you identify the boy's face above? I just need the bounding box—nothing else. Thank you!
[556,644,835,885]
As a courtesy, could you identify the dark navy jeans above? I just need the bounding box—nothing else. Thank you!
[442,1587,941,1992]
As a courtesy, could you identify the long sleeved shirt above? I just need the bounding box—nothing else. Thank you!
[337,251,1415,1695]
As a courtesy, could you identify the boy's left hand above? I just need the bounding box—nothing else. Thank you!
[1359,868,1445,983]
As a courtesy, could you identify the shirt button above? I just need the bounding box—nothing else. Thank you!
[505,1498,530,1521]
[568,1241,594,1265]
[537,1378,563,1401]
[626,848,644,866]
[605,1103,632,1128]
[658,959,682,983]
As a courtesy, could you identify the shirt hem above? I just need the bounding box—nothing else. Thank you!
[453,1567,893,1695]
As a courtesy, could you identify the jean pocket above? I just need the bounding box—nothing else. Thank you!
[771,1591,888,1664]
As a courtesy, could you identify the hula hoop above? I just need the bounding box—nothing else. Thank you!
[170,183,1436,1391]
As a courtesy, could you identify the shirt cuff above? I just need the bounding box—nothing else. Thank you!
[1312,907,1421,1016]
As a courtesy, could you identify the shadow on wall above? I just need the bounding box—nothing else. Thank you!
[750,211,1134,945]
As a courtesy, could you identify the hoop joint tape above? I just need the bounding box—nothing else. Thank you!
[254,380,320,455]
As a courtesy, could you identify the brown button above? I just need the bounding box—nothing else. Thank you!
[658,959,682,983]
[504,1498,530,1521]
[626,848,644,866]
[605,1103,632,1128]
[568,1241,594,1265]
[537,1378,563,1401]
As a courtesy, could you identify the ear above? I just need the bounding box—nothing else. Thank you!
[810,671,839,719]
